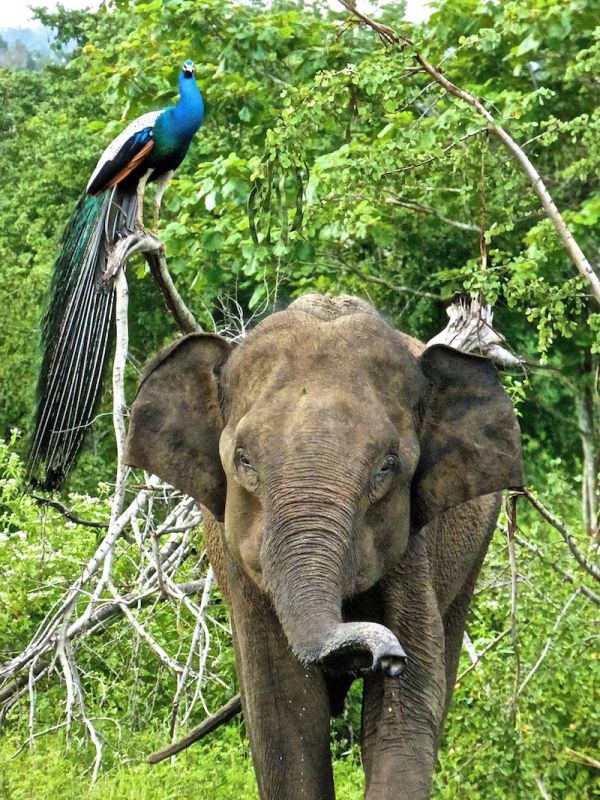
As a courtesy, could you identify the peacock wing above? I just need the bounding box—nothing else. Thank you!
[86,110,163,195]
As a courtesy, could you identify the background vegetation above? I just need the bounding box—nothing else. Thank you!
[1,0,599,798]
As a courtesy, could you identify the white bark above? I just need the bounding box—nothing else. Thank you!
[427,296,522,367]
[1,241,226,772]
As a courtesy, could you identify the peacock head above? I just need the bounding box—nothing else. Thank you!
[182,59,195,78]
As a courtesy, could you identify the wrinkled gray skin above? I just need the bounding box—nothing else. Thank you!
[125,295,522,800]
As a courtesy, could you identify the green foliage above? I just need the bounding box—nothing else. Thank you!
[438,501,599,798]
[1,0,599,797]
[2,0,600,476]
[1,436,598,796]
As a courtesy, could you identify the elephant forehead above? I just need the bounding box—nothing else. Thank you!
[236,396,420,476]
[223,309,425,408]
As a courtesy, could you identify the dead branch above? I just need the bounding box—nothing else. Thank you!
[337,1,600,307]
[31,495,108,529]
[427,296,522,368]
[1,228,231,776]
[514,534,600,607]
[517,589,580,698]
[516,488,600,584]
[105,229,201,334]
[0,579,207,711]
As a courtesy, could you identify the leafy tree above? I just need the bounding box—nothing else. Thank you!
[0,1,598,797]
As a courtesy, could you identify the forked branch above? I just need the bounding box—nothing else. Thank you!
[106,229,201,334]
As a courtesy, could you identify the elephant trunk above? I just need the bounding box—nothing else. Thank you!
[262,495,406,677]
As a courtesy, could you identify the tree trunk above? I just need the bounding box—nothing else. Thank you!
[575,379,599,538]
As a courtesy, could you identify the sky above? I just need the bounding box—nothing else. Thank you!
[0,0,433,29]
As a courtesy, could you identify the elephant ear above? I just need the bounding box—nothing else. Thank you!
[412,344,523,529]
[124,334,232,520]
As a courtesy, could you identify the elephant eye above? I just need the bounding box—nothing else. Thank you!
[373,454,399,486]
[235,447,256,473]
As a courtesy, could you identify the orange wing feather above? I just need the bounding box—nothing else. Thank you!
[106,140,155,188]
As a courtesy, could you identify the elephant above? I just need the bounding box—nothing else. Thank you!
[124,293,522,799]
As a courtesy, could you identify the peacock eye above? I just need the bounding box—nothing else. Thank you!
[235,447,256,473]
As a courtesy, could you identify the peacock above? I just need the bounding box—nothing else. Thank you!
[28,59,204,490]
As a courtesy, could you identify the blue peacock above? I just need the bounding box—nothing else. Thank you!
[28,59,204,489]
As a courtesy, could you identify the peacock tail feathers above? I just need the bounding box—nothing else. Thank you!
[28,189,137,490]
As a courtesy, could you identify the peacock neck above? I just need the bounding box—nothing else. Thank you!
[167,72,204,140]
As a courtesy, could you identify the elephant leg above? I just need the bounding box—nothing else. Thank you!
[361,532,446,800]
[439,543,489,740]
[227,561,335,800]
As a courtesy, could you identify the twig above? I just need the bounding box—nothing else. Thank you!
[337,1,600,306]
[462,632,479,665]
[384,195,479,232]
[109,585,186,675]
[110,269,130,524]
[456,629,510,683]
[61,638,103,781]
[8,722,69,760]
[514,534,600,607]
[342,266,442,300]
[564,748,600,770]
[170,567,215,738]
[535,776,552,799]
[516,489,600,584]
[517,589,580,698]
[31,495,108,529]
[382,128,487,176]
[181,568,215,725]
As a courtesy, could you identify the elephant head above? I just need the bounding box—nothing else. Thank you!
[125,295,522,677]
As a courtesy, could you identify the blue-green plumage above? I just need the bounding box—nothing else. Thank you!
[28,60,204,489]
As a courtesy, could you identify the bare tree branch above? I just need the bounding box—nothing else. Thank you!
[513,534,600,607]
[517,589,580,698]
[427,296,523,367]
[106,230,201,334]
[516,488,600,584]
[31,495,108,529]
